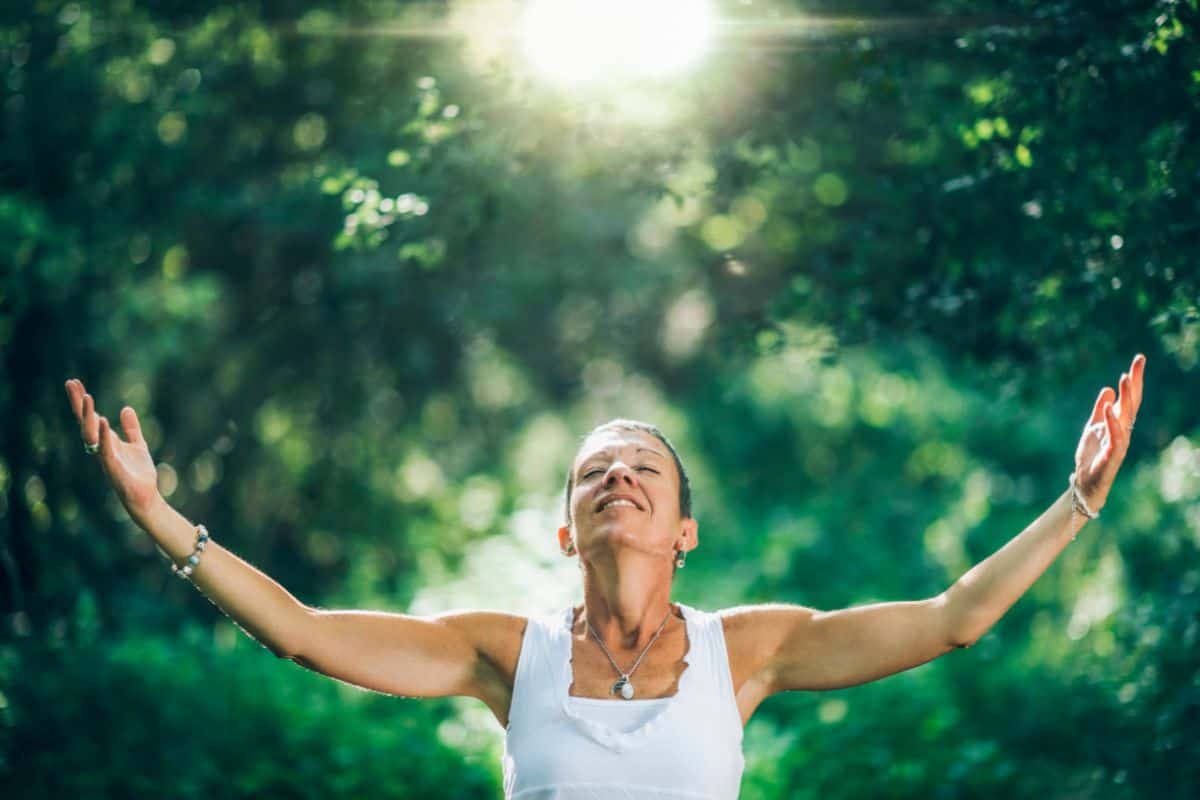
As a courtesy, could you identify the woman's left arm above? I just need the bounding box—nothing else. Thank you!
[942,353,1145,646]
[736,354,1146,696]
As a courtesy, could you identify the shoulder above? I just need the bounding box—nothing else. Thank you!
[716,604,819,683]
[437,609,530,676]
[705,604,820,721]
[429,611,535,726]
[717,602,818,640]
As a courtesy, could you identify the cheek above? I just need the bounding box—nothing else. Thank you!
[660,489,686,520]
[571,483,591,514]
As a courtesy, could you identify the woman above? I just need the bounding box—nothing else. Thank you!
[63,353,1145,799]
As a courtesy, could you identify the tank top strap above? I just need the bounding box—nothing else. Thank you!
[506,610,562,734]
[677,603,742,740]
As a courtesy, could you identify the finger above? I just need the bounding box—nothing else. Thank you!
[65,379,83,419]
[97,416,113,459]
[1088,387,1114,426]
[119,406,145,445]
[1116,372,1132,426]
[1131,353,1146,414]
[1105,401,1125,448]
[82,394,99,444]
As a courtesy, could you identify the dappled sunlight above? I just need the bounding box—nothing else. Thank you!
[660,289,716,362]
[395,448,448,501]
[576,360,683,431]
[508,413,574,493]
[465,338,532,410]
[1158,435,1200,504]
[518,0,715,86]
[742,324,844,419]
[1066,547,1125,644]
[922,470,991,579]
[409,505,579,617]
[458,475,505,532]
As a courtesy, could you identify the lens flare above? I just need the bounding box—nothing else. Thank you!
[519,0,715,85]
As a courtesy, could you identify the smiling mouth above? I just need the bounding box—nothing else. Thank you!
[597,498,641,512]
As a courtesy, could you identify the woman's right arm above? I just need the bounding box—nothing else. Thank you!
[135,497,524,704]
[131,497,312,660]
[65,379,523,706]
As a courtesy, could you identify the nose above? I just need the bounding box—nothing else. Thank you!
[603,462,637,487]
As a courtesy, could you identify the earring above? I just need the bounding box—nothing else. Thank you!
[563,540,576,556]
[675,549,686,569]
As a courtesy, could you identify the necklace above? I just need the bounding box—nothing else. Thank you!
[583,605,675,700]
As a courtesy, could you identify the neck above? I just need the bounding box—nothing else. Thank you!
[575,548,676,651]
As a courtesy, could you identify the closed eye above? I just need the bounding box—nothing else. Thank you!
[581,466,660,479]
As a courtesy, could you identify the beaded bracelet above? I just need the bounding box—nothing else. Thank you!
[156,524,210,580]
[1068,472,1100,520]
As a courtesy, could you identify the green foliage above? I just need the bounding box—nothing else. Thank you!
[0,628,498,798]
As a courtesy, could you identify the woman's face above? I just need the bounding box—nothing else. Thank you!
[559,428,697,563]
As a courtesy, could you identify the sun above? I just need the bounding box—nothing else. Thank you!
[518,0,716,86]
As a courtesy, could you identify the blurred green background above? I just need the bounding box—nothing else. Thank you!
[2,0,1198,797]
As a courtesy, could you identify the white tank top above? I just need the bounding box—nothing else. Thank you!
[502,602,745,799]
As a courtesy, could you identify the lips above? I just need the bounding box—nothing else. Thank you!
[596,494,643,512]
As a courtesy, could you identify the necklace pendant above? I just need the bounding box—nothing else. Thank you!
[612,676,635,700]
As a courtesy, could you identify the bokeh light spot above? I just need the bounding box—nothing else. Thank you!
[701,215,745,251]
[813,173,848,207]
[157,111,186,145]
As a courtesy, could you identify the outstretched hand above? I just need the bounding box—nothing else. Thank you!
[1074,354,1146,512]
[64,378,163,520]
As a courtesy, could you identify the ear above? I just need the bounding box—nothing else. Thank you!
[677,518,699,553]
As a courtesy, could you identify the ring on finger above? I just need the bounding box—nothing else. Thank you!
[84,440,100,455]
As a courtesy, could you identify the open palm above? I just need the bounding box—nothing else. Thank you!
[1074,354,1146,512]
[64,378,162,518]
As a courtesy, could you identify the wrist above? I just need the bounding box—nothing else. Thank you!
[1068,471,1102,519]
[130,494,170,529]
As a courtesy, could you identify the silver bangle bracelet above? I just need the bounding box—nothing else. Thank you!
[165,524,210,580]
[1068,472,1100,520]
